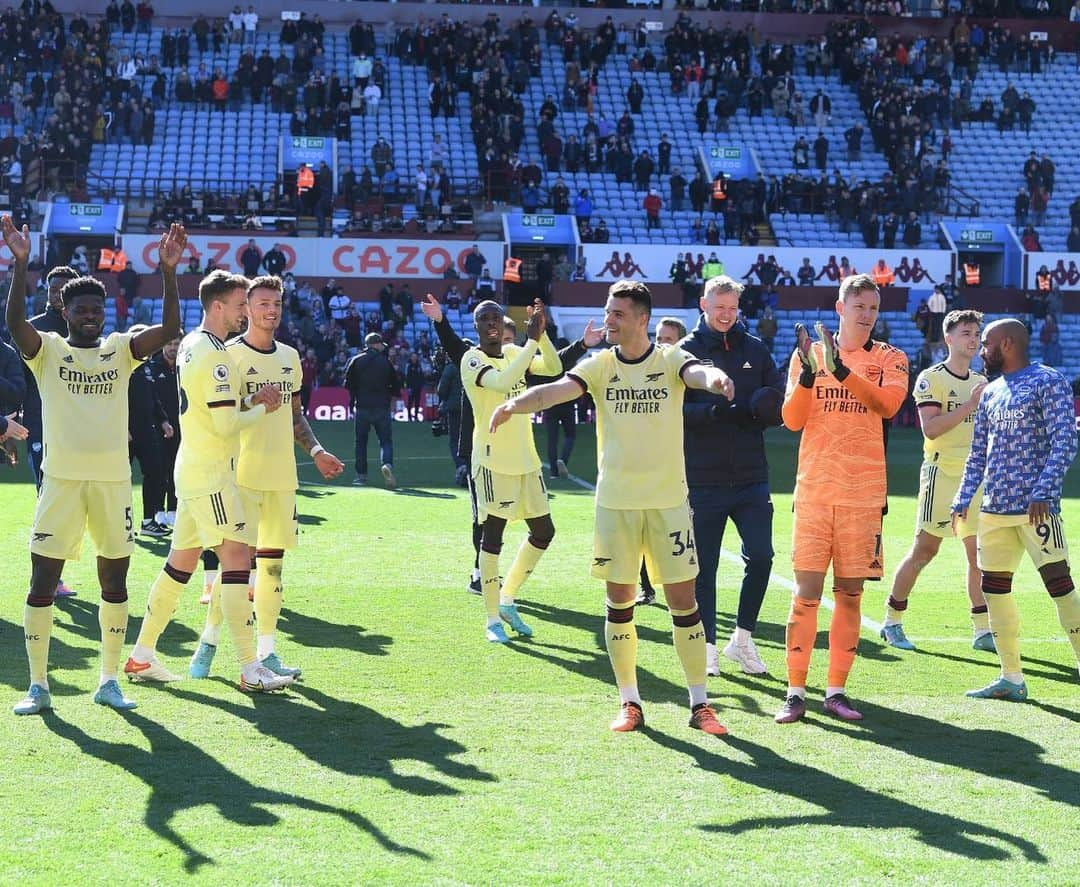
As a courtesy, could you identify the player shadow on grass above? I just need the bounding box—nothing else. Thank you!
[297,488,334,499]
[171,682,495,797]
[390,486,455,499]
[658,731,1047,863]
[0,617,96,698]
[275,607,393,655]
[298,512,327,526]
[55,597,200,660]
[915,646,1078,686]
[810,698,1080,812]
[41,709,428,872]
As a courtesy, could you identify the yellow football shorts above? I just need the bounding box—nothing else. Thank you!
[238,486,299,550]
[977,511,1070,573]
[472,464,550,523]
[592,501,698,586]
[918,463,980,539]
[172,480,255,550]
[30,475,134,561]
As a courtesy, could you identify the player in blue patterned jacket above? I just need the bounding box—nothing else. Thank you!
[953,319,1079,702]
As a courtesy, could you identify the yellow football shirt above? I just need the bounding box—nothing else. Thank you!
[23,330,143,482]
[567,343,699,510]
[913,363,987,474]
[462,336,561,475]
[174,329,241,499]
[227,337,302,491]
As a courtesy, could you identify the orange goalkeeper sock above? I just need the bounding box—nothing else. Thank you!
[785,595,820,690]
[827,589,863,688]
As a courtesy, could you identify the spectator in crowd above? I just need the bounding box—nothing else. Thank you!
[927,285,947,341]
[345,331,400,488]
[643,189,663,229]
[1040,313,1061,366]
[240,239,262,277]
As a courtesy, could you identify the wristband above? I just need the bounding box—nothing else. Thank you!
[242,394,256,409]
[798,368,816,389]
[310,444,325,458]
[832,361,850,382]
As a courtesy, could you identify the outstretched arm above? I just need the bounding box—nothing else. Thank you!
[2,216,41,359]
[682,362,734,401]
[132,223,187,359]
[489,376,584,432]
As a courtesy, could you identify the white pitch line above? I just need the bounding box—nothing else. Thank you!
[561,468,885,637]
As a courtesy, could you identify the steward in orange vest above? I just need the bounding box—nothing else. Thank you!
[964,261,980,286]
[871,260,894,287]
[503,257,522,283]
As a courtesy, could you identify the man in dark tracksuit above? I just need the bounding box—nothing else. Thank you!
[128,344,172,538]
[147,337,181,523]
[0,338,27,466]
[20,267,76,485]
[681,276,784,678]
[344,332,401,488]
[422,294,596,593]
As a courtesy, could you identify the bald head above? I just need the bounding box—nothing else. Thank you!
[986,318,1029,352]
[981,317,1030,375]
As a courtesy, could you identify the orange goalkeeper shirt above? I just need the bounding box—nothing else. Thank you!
[782,338,909,509]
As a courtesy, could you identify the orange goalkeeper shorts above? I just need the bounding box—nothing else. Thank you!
[791,502,884,579]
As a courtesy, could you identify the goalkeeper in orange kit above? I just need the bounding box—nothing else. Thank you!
[778,274,909,723]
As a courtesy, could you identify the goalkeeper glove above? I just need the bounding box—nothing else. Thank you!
[794,323,818,388]
[815,322,850,381]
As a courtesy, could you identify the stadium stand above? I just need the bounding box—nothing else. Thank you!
[1,4,1078,387]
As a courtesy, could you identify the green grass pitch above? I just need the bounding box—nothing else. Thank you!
[1,422,1077,885]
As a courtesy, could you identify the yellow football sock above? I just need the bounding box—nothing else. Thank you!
[983,580,1021,676]
[605,598,639,702]
[1049,588,1080,663]
[884,594,908,625]
[202,574,224,645]
[254,554,284,659]
[219,570,257,666]
[971,605,990,635]
[134,564,190,651]
[24,604,54,686]
[479,550,500,621]
[98,599,129,681]
[500,540,545,606]
[669,605,706,690]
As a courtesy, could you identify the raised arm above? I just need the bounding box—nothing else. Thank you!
[818,323,907,418]
[132,223,186,360]
[530,330,562,376]
[476,339,540,393]
[2,216,41,358]
[782,339,813,432]
[421,293,469,365]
